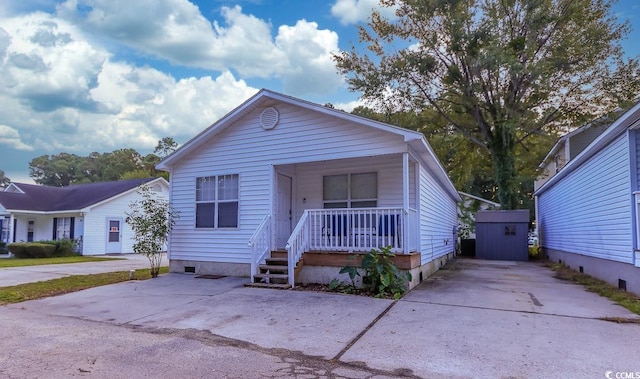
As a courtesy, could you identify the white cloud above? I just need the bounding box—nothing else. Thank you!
[0,12,258,156]
[333,99,366,113]
[330,0,397,25]
[56,0,344,96]
[276,20,343,96]
[0,125,33,151]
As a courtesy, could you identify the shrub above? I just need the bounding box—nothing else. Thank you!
[361,246,412,299]
[35,239,78,257]
[54,239,77,257]
[8,243,57,258]
[528,245,542,261]
[337,246,412,299]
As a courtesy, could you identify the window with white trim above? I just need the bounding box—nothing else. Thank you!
[196,175,239,228]
[323,172,377,208]
[54,217,73,239]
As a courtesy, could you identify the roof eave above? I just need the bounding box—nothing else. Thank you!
[535,101,640,196]
[156,89,425,171]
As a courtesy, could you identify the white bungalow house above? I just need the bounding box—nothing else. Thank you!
[157,89,461,289]
[0,178,169,255]
[535,101,640,295]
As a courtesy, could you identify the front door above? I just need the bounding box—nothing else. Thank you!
[106,218,122,254]
[276,174,292,249]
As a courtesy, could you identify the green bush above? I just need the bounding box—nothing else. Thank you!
[528,245,542,260]
[337,246,412,299]
[36,239,78,257]
[8,243,57,258]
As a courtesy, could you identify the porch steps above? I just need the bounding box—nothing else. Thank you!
[244,251,303,290]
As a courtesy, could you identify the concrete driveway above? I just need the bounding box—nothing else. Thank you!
[0,253,163,286]
[2,258,639,378]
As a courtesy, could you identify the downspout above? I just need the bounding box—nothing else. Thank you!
[629,130,639,267]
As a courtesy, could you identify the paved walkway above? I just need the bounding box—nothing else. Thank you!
[1,258,638,378]
[0,254,165,286]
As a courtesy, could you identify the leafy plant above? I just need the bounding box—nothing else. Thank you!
[339,265,361,290]
[337,246,412,299]
[126,184,179,278]
[361,246,411,299]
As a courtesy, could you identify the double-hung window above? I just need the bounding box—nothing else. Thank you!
[196,175,239,228]
[323,172,377,208]
[53,217,74,240]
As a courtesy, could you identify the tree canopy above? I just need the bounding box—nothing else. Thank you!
[0,170,10,187]
[335,0,640,209]
[28,139,174,186]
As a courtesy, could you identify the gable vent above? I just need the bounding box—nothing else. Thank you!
[260,107,279,130]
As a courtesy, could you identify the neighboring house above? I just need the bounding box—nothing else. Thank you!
[457,191,501,239]
[157,89,461,289]
[535,110,623,191]
[535,101,640,295]
[0,178,169,255]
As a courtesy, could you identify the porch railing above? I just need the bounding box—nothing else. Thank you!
[306,208,410,253]
[248,214,271,284]
[285,210,310,288]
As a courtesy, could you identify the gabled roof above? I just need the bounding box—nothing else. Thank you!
[535,100,640,196]
[458,191,501,208]
[157,88,461,201]
[0,178,164,213]
[537,109,624,170]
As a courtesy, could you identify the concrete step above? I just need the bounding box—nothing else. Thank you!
[259,264,289,272]
[244,282,291,290]
[265,257,288,265]
[253,273,289,280]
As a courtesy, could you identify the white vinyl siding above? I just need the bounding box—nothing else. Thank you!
[418,164,458,264]
[168,103,410,264]
[538,134,633,263]
[81,182,169,255]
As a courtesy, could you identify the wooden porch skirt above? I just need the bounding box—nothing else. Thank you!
[301,251,421,270]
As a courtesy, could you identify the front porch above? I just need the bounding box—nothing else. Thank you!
[249,207,419,288]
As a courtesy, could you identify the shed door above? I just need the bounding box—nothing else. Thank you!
[276,174,292,249]
[106,218,122,254]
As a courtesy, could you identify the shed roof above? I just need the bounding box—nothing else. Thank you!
[0,178,160,213]
[476,210,530,223]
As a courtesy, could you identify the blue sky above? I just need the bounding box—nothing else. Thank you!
[0,0,639,183]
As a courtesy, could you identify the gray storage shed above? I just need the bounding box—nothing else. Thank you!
[475,210,529,261]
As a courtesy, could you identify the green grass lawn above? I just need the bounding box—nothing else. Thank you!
[0,256,122,268]
[0,266,169,305]
[548,262,640,318]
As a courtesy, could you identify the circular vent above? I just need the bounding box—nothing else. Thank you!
[260,107,279,130]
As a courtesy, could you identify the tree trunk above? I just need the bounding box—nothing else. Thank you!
[489,127,519,210]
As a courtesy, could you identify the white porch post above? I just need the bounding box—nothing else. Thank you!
[8,214,15,245]
[402,152,410,253]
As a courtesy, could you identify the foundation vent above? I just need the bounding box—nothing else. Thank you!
[618,279,627,291]
[184,266,196,273]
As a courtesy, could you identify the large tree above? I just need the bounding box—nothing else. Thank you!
[0,170,10,187]
[335,0,640,208]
